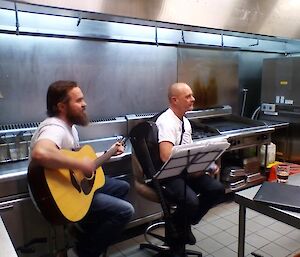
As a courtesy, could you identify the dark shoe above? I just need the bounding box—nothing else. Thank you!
[185,226,196,245]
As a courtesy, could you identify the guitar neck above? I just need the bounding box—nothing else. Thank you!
[94,146,117,169]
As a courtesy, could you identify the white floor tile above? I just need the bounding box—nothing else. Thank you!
[274,235,300,253]
[222,212,240,225]
[255,227,283,241]
[211,246,236,257]
[226,224,241,238]
[260,242,291,257]
[227,241,257,256]
[212,231,237,246]
[212,217,235,230]
[202,212,222,222]
[108,200,300,257]
[246,219,265,233]
[252,214,276,227]
[210,206,235,218]
[192,228,209,241]
[268,221,295,235]
[245,233,270,248]
[196,237,224,254]
[286,229,300,243]
[197,223,222,237]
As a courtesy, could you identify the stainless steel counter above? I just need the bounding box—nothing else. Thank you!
[0,216,18,257]
[0,139,133,182]
[0,160,28,182]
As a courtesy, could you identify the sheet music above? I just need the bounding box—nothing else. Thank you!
[154,136,230,180]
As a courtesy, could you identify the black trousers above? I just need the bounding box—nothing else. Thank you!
[161,174,225,227]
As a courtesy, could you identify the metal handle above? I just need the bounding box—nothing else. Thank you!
[0,204,14,212]
[0,195,30,213]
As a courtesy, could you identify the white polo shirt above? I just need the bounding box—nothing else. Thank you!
[156,108,192,146]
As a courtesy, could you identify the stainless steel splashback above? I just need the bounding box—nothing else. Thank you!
[77,117,127,141]
[0,34,175,124]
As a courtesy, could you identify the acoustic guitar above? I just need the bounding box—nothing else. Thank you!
[27,142,123,225]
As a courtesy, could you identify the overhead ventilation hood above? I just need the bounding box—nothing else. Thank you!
[3,0,300,41]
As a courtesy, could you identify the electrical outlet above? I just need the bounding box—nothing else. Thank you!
[261,103,276,112]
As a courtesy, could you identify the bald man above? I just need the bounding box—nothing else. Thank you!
[156,83,225,245]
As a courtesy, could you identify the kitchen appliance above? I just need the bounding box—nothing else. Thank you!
[260,57,300,163]
[0,123,38,163]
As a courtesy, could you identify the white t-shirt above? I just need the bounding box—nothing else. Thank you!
[30,117,80,155]
[156,108,192,146]
[156,108,217,171]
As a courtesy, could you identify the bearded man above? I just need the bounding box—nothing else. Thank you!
[29,80,134,257]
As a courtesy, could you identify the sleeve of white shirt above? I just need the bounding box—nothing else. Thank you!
[35,125,66,149]
[156,120,177,145]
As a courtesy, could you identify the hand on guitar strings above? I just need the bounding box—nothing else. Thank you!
[81,157,97,177]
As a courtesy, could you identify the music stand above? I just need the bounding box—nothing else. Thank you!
[154,136,230,180]
[152,136,230,256]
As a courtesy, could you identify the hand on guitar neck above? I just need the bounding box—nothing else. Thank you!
[83,137,126,177]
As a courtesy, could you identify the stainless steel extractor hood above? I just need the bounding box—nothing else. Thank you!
[4,0,300,40]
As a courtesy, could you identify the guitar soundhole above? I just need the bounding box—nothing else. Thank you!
[69,170,81,193]
[81,177,95,195]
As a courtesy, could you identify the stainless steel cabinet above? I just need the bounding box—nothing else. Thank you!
[0,195,55,257]
[0,174,66,257]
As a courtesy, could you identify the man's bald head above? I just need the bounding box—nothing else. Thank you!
[168,83,191,101]
[167,82,195,117]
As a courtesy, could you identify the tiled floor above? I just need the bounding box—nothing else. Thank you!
[106,200,300,257]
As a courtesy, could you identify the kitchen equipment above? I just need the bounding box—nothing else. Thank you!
[0,136,10,162]
[260,57,300,162]
[0,123,38,163]
[187,106,273,191]
[221,166,247,191]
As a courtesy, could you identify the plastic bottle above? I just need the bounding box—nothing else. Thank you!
[260,142,276,166]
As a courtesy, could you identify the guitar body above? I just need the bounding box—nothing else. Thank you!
[28,145,105,225]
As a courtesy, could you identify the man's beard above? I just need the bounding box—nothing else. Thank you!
[67,108,89,126]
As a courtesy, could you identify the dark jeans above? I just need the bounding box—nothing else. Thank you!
[162,174,225,227]
[76,176,134,257]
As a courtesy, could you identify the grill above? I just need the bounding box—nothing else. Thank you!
[188,106,273,151]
